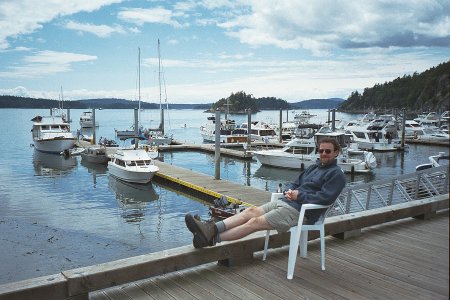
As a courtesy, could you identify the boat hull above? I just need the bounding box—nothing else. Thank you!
[254,151,316,169]
[34,138,76,154]
[254,151,373,173]
[107,164,158,184]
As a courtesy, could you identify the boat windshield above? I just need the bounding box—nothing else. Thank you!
[286,146,315,155]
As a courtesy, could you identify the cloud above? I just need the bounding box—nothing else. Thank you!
[117,7,186,28]
[218,0,450,54]
[0,0,123,49]
[0,86,29,97]
[64,20,126,38]
[0,50,97,78]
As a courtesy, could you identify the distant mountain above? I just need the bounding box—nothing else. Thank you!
[289,98,345,109]
[0,96,212,110]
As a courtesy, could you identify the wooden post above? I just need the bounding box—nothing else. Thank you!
[92,108,96,145]
[214,109,220,180]
[279,108,282,143]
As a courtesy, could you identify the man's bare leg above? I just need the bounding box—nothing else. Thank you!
[220,206,272,241]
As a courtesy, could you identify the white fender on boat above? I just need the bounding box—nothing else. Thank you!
[364,151,377,169]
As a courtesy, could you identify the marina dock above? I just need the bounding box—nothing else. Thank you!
[153,159,270,206]
[0,160,448,300]
[93,210,449,299]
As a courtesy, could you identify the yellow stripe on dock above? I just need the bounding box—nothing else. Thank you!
[155,169,255,207]
[153,159,272,207]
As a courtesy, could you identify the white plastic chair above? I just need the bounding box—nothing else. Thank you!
[262,193,333,279]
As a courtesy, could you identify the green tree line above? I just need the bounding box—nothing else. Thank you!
[339,61,449,113]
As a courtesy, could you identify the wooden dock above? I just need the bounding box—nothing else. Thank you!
[91,209,449,299]
[152,160,271,206]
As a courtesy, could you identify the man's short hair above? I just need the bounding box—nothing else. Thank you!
[318,137,341,152]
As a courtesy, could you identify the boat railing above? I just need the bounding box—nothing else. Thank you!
[329,165,449,216]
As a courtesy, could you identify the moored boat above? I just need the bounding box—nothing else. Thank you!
[79,111,99,128]
[200,115,248,143]
[415,152,449,171]
[253,126,377,173]
[81,146,109,164]
[31,109,76,154]
[107,148,159,183]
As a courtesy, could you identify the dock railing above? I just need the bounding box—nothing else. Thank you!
[331,165,448,216]
[0,166,448,300]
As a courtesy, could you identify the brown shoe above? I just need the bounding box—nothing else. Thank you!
[185,214,217,246]
[193,233,209,248]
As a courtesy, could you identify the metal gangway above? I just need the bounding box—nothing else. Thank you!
[331,165,449,216]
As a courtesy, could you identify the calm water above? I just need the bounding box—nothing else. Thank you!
[0,108,448,284]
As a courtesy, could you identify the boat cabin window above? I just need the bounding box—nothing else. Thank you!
[41,125,49,130]
[115,159,126,167]
[126,161,137,166]
[135,161,146,166]
[288,146,315,155]
[354,132,366,139]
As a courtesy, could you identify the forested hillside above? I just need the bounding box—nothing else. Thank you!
[339,61,449,113]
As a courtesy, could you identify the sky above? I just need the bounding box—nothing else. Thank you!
[0,0,449,104]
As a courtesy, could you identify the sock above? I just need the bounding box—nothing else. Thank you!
[213,232,221,244]
[215,221,226,233]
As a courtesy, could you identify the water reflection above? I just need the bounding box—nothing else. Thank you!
[33,150,77,177]
[253,165,300,191]
[108,176,159,223]
[80,159,107,187]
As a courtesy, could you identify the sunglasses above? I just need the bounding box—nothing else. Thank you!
[318,149,333,154]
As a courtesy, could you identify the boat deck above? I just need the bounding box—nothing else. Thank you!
[91,210,449,299]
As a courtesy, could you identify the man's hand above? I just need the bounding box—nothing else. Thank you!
[284,189,299,201]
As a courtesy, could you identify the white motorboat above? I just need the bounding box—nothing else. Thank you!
[413,112,440,128]
[79,111,99,128]
[413,128,450,143]
[81,146,109,164]
[107,148,159,183]
[241,121,279,143]
[31,109,76,154]
[340,114,400,151]
[253,126,377,173]
[401,120,425,138]
[200,115,248,143]
[416,152,449,171]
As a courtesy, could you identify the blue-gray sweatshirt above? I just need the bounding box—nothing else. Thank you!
[283,159,346,222]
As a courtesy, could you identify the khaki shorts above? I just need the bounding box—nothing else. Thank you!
[261,200,300,233]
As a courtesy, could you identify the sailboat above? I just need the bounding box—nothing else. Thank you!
[115,48,145,140]
[140,39,173,146]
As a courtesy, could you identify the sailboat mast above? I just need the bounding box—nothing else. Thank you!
[60,86,64,110]
[138,47,141,112]
[158,39,162,111]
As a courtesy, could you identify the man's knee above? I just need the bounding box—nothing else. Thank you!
[247,215,270,230]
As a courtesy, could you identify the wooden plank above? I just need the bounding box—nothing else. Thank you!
[262,249,374,300]
[232,259,332,300]
[194,264,264,299]
[203,263,284,300]
[134,279,173,300]
[162,269,220,299]
[120,282,156,300]
[95,210,448,300]
[151,274,197,300]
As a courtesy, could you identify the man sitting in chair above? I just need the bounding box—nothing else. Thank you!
[185,138,346,248]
